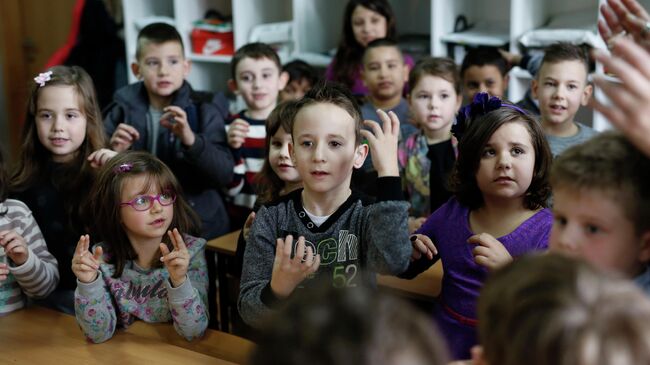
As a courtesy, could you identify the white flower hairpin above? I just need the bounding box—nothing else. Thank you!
[34,71,53,87]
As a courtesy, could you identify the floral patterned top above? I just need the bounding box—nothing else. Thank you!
[74,235,208,343]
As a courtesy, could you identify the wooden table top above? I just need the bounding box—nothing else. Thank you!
[0,306,254,364]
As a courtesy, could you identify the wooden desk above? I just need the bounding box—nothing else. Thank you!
[0,306,253,364]
[378,261,442,301]
[206,230,240,332]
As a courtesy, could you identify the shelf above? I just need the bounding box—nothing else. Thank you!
[188,53,232,63]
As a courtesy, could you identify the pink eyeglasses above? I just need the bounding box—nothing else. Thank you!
[119,192,176,211]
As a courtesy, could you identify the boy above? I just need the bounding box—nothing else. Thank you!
[460,47,509,102]
[225,42,289,229]
[532,42,596,157]
[103,22,233,240]
[238,82,413,327]
[549,132,650,294]
[279,59,318,102]
[360,38,414,139]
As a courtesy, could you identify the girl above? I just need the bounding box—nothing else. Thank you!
[402,93,553,360]
[72,151,208,343]
[10,65,107,314]
[398,57,462,230]
[235,101,302,277]
[0,147,59,314]
[325,0,414,96]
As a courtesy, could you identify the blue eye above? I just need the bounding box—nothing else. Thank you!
[134,196,151,208]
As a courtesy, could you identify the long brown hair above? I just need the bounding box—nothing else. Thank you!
[87,151,200,277]
[10,65,107,230]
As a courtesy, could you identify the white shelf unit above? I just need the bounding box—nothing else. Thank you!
[121,0,619,130]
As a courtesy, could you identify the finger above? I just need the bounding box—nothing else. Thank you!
[93,246,103,262]
[608,37,650,80]
[159,243,171,258]
[417,235,438,256]
[474,255,490,267]
[293,236,306,264]
[114,129,135,142]
[472,246,491,258]
[274,238,286,263]
[359,129,376,147]
[411,250,422,261]
[118,124,140,139]
[600,3,624,36]
[622,0,650,19]
[386,110,400,136]
[5,240,26,254]
[306,254,320,274]
[588,90,629,130]
[167,230,180,251]
[283,235,294,258]
[75,235,89,255]
[303,245,314,268]
[172,228,187,251]
[244,212,256,229]
[77,255,99,270]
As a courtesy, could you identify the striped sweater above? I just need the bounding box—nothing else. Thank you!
[0,199,59,314]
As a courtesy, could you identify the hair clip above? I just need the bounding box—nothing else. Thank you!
[452,92,528,140]
[113,162,133,173]
[34,71,53,87]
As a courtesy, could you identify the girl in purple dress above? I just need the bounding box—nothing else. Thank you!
[402,93,553,360]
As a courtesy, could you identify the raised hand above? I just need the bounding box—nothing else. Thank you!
[270,235,320,299]
[226,118,250,149]
[160,228,190,288]
[71,234,103,283]
[242,211,256,242]
[410,233,438,261]
[160,106,196,147]
[360,110,400,177]
[110,123,140,152]
[599,0,650,50]
[87,148,118,169]
[0,230,29,266]
[467,233,512,270]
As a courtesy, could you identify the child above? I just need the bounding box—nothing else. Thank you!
[398,57,462,227]
[473,253,650,365]
[238,82,413,327]
[73,151,208,343]
[404,93,553,359]
[460,47,509,102]
[531,42,596,157]
[279,60,318,102]
[250,281,450,365]
[234,100,303,277]
[360,38,415,139]
[325,0,414,96]
[0,148,59,314]
[10,65,107,314]
[225,42,289,229]
[103,22,233,240]
[549,132,650,294]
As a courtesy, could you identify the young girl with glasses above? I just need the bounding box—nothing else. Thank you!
[72,151,208,343]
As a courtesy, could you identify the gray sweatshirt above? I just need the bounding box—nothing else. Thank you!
[238,177,411,327]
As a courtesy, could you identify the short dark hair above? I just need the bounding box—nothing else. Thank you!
[250,281,450,365]
[451,106,552,210]
[460,47,507,78]
[136,22,184,60]
[292,81,363,145]
[230,42,282,80]
[409,57,461,95]
[362,38,403,64]
[551,131,650,236]
[283,60,318,86]
[539,42,589,79]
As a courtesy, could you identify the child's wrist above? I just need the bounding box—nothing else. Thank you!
[170,275,187,288]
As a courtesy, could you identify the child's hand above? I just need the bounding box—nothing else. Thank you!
[243,211,256,242]
[160,228,190,288]
[0,230,29,266]
[410,234,438,261]
[468,233,512,270]
[0,263,8,282]
[360,110,400,177]
[408,216,427,233]
[110,123,140,152]
[161,106,196,147]
[87,148,118,169]
[71,234,103,284]
[226,118,250,149]
[270,235,320,299]
[599,0,650,51]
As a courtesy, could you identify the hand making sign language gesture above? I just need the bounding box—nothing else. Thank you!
[71,234,103,284]
[270,235,320,299]
[160,106,196,147]
[159,228,191,288]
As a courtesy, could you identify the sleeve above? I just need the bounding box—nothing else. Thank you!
[9,207,59,299]
[237,206,279,327]
[74,272,118,343]
[166,237,209,341]
[179,97,235,188]
[521,53,543,78]
[363,177,412,275]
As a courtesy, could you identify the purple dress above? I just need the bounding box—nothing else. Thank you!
[415,198,551,360]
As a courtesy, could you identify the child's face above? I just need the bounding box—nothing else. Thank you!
[462,65,507,101]
[532,60,592,127]
[279,78,312,102]
[269,128,301,184]
[120,175,174,243]
[132,41,190,106]
[351,5,388,47]
[362,46,408,101]
[291,103,366,199]
[550,186,650,278]
[475,122,535,204]
[35,85,87,163]
[231,57,288,116]
[408,75,461,134]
